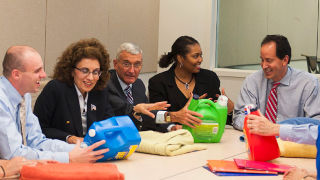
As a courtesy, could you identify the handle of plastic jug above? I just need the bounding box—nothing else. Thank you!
[197,99,215,108]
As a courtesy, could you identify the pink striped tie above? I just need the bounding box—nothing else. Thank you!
[265,82,280,123]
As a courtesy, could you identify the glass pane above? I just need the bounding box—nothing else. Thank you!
[216,0,318,73]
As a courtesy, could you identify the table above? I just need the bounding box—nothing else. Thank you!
[114,126,316,180]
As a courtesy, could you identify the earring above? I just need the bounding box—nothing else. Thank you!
[179,63,183,68]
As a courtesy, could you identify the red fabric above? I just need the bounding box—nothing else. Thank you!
[20,162,124,180]
[265,82,280,123]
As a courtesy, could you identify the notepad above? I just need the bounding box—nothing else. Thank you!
[234,159,293,173]
[207,160,278,175]
[203,165,278,176]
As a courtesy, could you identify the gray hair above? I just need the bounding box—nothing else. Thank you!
[116,42,142,60]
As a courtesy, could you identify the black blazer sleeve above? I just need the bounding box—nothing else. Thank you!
[148,75,169,104]
[34,80,71,140]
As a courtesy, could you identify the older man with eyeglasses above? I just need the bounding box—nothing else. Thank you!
[106,42,181,132]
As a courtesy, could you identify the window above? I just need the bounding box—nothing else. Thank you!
[216,0,319,73]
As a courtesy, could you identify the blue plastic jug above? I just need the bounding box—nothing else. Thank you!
[83,116,141,161]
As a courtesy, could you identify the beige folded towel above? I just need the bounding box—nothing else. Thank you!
[277,138,316,158]
[136,129,207,156]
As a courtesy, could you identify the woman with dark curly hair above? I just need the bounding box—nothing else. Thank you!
[34,38,114,144]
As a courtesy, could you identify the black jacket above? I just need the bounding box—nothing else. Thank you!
[148,64,232,125]
[105,70,168,132]
[34,79,114,141]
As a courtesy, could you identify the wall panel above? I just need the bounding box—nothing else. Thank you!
[0,0,46,74]
[45,0,109,76]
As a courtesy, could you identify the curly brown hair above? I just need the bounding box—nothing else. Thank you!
[53,38,110,90]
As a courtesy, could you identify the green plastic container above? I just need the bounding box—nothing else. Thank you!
[182,94,228,143]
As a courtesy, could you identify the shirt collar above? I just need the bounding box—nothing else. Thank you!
[0,76,24,107]
[74,84,88,102]
[115,72,132,91]
[268,66,291,86]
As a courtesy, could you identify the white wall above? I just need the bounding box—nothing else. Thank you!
[157,0,215,72]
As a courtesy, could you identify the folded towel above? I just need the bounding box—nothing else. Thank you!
[277,138,316,158]
[136,129,207,156]
[20,162,124,180]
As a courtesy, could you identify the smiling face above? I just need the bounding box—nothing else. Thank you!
[72,58,100,95]
[178,43,203,74]
[113,50,142,85]
[260,41,288,82]
[18,51,47,95]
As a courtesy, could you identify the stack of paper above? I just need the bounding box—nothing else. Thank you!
[207,159,291,176]
[234,159,293,173]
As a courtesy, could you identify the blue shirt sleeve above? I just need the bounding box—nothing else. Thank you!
[279,124,318,145]
[0,93,74,162]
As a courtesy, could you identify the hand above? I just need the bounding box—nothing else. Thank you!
[2,157,37,177]
[246,110,280,136]
[216,88,234,114]
[67,136,84,144]
[170,94,203,128]
[69,140,109,163]
[283,167,310,180]
[134,101,170,118]
[170,125,182,131]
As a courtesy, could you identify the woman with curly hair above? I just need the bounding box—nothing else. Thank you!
[34,38,114,144]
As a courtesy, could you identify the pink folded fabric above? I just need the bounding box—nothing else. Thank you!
[20,162,124,180]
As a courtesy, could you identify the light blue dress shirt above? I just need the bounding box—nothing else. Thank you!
[0,76,74,162]
[279,117,320,145]
[233,67,320,130]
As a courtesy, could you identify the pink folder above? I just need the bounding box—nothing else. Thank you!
[207,160,278,174]
[234,159,294,173]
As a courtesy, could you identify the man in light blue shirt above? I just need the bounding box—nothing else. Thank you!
[233,35,320,130]
[0,46,108,163]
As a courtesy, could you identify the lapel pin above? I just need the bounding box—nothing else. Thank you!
[91,104,96,111]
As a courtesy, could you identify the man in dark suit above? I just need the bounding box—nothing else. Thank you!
[106,42,180,132]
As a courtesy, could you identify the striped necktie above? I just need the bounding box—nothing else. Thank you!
[125,86,134,104]
[265,82,280,123]
[19,97,27,146]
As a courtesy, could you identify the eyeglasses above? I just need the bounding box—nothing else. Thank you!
[74,67,102,77]
[121,62,142,69]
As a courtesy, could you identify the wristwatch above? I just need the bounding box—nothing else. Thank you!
[165,112,171,122]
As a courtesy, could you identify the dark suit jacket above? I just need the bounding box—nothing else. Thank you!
[34,79,114,141]
[105,70,168,132]
[148,64,233,125]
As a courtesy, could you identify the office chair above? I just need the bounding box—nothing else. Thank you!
[301,54,320,74]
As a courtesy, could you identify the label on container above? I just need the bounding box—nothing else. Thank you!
[115,145,139,160]
[194,122,219,137]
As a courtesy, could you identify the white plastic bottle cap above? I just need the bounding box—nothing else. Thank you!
[88,129,96,137]
[217,95,228,107]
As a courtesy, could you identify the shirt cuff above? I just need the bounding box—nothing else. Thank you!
[54,152,71,163]
[279,124,294,141]
[156,111,167,124]
[136,116,143,122]
[66,135,72,142]
[167,124,175,131]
